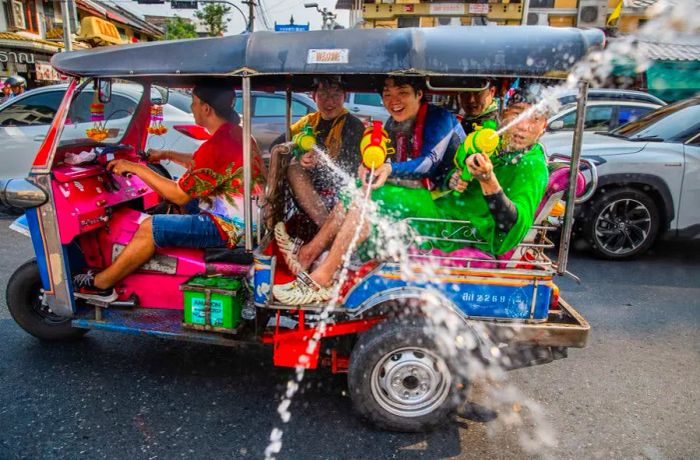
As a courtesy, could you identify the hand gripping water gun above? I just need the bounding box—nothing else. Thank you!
[452,119,500,194]
[290,124,316,158]
[360,120,394,169]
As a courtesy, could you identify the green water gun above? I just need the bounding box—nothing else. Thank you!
[452,119,500,195]
[290,124,317,158]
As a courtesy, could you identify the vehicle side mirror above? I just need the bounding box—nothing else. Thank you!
[152,86,169,105]
[549,120,564,131]
[96,79,112,103]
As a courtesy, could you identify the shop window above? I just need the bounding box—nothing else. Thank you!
[0,91,64,126]
[397,17,420,28]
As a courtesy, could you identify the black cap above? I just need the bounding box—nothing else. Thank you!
[460,77,492,92]
[192,79,235,120]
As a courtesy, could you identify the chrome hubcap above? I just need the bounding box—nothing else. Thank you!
[594,198,652,255]
[370,347,451,418]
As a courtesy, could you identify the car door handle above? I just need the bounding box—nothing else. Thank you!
[664,163,682,167]
[351,107,360,112]
[33,134,46,142]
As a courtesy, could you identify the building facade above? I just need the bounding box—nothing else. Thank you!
[0,0,163,87]
[336,0,655,33]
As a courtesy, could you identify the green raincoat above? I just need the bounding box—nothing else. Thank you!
[365,143,549,256]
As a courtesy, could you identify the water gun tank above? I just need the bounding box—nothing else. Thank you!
[360,120,394,169]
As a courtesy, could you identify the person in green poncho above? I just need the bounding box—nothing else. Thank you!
[273,97,549,305]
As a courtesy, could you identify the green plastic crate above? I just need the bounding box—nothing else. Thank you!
[181,275,245,332]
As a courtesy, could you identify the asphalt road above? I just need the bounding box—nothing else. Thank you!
[0,217,698,460]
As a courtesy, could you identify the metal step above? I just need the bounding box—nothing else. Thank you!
[71,308,255,348]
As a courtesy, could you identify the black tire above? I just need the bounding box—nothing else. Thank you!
[583,187,660,260]
[347,318,468,432]
[6,259,87,341]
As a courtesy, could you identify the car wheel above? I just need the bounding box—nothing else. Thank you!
[6,259,87,341]
[347,317,468,432]
[584,187,660,260]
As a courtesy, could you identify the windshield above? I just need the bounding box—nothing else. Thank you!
[610,100,700,142]
[58,80,144,145]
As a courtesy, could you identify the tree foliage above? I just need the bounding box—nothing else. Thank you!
[194,4,231,37]
[164,16,198,40]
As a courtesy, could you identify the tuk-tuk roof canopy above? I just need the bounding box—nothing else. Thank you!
[52,26,604,80]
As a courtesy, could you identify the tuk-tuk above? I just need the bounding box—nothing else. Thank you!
[1,26,602,432]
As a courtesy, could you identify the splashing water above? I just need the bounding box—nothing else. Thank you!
[265,156,377,460]
[264,3,698,456]
[497,0,699,138]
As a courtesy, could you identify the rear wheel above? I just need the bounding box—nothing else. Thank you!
[584,188,660,260]
[348,318,467,432]
[6,259,87,341]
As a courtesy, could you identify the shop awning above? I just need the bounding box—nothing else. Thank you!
[0,32,63,53]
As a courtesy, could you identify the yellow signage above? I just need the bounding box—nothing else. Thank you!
[77,16,125,46]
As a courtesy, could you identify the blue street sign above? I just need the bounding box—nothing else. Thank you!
[274,23,309,32]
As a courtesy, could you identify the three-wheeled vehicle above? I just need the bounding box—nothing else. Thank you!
[1,26,602,431]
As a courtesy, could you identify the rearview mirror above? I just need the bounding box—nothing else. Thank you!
[151,86,169,105]
[549,119,564,131]
[96,79,112,103]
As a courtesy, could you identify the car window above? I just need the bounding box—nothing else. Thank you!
[0,91,64,126]
[68,91,138,124]
[352,93,384,107]
[554,105,614,131]
[616,106,653,128]
[253,96,309,117]
[614,103,700,142]
[584,105,614,130]
[167,91,193,114]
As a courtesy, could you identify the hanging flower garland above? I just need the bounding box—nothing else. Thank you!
[148,104,168,135]
[86,103,109,141]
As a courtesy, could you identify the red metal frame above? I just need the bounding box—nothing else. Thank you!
[262,314,383,369]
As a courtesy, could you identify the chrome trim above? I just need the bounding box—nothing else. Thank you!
[0,179,47,209]
[31,174,74,317]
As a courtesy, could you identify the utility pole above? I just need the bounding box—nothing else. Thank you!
[61,0,73,51]
[241,0,255,32]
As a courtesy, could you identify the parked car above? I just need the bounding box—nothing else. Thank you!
[171,90,318,154]
[233,91,317,153]
[547,100,663,132]
[542,96,700,260]
[344,92,389,123]
[0,83,201,181]
[556,88,667,106]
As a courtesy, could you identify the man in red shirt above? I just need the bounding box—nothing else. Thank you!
[73,80,263,302]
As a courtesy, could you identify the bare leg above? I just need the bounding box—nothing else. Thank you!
[94,218,156,289]
[309,203,371,287]
[297,201,348,270]
[287,162,329,227]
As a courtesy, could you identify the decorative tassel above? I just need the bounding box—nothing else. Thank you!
[86,103,109,141]
[148,104,168,135]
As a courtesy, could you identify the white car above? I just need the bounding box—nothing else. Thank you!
[547,100,663,132]
[0,83,202,182]
[542,97,700,260]
[344,92,389,123]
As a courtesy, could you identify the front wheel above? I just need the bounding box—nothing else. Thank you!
[348,318,467,432]
[6,259,87,341]
[583,188,660,260]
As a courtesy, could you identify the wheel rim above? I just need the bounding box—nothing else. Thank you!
[594,198,652,255]
[370,347,452,418]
